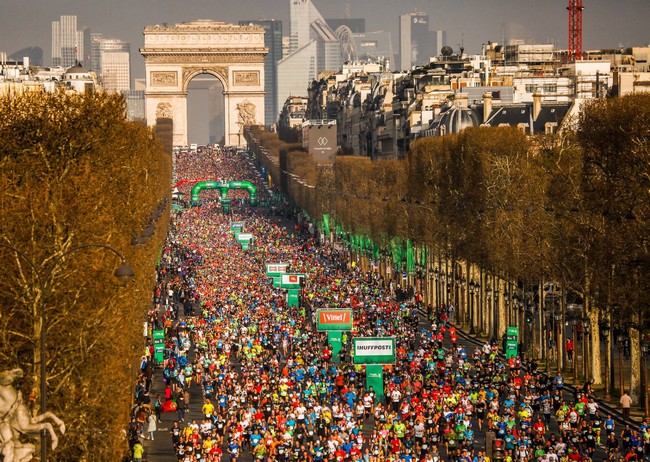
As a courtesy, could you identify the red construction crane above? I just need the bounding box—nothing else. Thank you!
[567,0,584,61]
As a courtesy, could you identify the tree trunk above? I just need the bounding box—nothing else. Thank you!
[589,308,602,385]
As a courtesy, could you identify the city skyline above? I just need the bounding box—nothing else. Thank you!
[1,0,648,80]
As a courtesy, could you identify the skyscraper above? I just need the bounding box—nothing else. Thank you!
[90,36,130,74]
[102,51,130,92]
[239,19,283,127]
[89,35,131,92]
[399,12,440,70]
[277,0,342,121]
[52,15,86,68]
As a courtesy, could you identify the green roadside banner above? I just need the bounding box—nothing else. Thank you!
[317,309,353,331]
[352,337,396,365]
[328,331,343,364]
[287,289,300,307]
[153,329,165,364]
[365,364,385,403]
[237,233,253,242]
[230,221,245,230]
[220,198,231,213]
[505,326,519,359]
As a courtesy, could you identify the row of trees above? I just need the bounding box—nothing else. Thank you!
[247,94,650,393]
[0,91,171,459]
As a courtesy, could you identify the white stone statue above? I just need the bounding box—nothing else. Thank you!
[236,101,257,130]
[0,369,65,462]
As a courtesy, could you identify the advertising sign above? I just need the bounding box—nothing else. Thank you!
[230,221,245,230]
[365,364,385,403]
[280,273,305,289]
[505,326,519,359]
[353,337,396,365]
[303,122,337,164]
[153,329,166,364]
[237,233,253,241]
[266,263,289,276]
[287,289,300,307]
[328,331,343,364]
[317,309,353,331]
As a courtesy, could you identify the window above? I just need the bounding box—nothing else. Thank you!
[525,84,536,93]
[543,84,557,93]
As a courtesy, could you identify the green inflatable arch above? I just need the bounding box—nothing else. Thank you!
[190,181,258,206]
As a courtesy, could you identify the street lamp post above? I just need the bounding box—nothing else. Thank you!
[601,324,611,399]
[494,290,500,342]
[0,243,134,461]
[583,317,591,382]
[554,313,561,374]
[642,337,650,419]
[469,281,476,335]
[617,331,626,396]
[485,284,492,340]
[433,269,440,311]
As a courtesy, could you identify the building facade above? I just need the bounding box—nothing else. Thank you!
[277,0,342,122]
[101,51,130,93]
[399,12,440,70]
[240,19,283,127]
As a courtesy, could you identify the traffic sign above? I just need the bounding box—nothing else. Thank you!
[317,309,353,331]
[352,337,396,365]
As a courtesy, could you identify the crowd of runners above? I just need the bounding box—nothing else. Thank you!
[129,146,649,462]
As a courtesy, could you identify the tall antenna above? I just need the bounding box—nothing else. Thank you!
[567,0,584,60]
[344,1,351,19]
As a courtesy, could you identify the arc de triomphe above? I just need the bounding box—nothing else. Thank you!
[140,20,267,147]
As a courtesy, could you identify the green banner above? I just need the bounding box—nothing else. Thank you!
[323,214,330,235]
[365,365,384,403]
[328,331,343,364]
[153,329,165,364]
[505,326,519,359]
[287,289,300,307]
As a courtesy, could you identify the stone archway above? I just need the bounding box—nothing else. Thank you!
[141,20,267,147]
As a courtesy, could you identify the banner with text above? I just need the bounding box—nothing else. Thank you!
[266,263,289,276]
[280,273,305,289]
[317,309,353,331]
[353,337,396,365]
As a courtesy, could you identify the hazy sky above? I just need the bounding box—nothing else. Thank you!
[1,0,647,143]
[1,0,648,78]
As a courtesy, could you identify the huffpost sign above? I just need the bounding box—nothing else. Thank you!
[352,337,396,365]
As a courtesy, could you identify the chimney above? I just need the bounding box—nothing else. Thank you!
[483,92,493,124]
[456,92,468,109]
[533,91,542,121]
